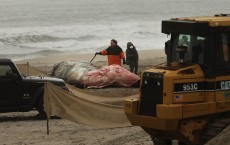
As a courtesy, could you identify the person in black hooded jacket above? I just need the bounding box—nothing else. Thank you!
[126,42,139,74]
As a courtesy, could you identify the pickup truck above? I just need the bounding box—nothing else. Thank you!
[0,58,67,116]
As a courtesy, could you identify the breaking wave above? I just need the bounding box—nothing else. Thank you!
[0,49,66,61]
[0,35,63,44]
[0,0,229,62]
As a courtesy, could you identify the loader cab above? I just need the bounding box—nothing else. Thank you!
[125,15,230,145]
[163,17,230,77]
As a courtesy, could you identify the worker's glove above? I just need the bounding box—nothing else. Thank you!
[123,58,126,64]
[95,52,101,55]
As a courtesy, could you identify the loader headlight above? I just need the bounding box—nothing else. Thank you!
[157,81,161,86]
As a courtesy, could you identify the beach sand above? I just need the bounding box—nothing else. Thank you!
[3,49,227,145]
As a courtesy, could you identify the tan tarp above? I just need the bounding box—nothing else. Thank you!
[16,63,134,128]
[16,64,49,77]
[44,82,133,128]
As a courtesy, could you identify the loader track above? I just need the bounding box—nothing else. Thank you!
[142,114,230,145]
[200,117,230,145]
[142,127,188,145]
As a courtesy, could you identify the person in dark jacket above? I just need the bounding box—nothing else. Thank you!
[126,42,139,74]
[95,39,126,66]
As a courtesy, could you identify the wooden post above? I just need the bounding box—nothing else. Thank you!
[27,62,30,76]
[47,117,49,135]
[45,82,50,135]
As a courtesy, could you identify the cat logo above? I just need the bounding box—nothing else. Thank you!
[221,81,230,90]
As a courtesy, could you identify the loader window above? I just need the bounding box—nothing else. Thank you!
[170,34,206,65]
[179,35,191,47]
[222,33,229,62]
[213,33,230,73]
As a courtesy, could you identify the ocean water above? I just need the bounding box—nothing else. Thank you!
[0,0,229,60]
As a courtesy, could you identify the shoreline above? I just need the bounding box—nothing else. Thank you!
[15,49,165,67]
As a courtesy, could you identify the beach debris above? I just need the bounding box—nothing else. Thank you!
[82,64,140,88]
[51,61,96,84]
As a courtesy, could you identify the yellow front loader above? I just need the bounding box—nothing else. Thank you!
[124,14,230,145]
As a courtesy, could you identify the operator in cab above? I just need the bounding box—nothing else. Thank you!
[179,35,190,47]
[95,39,126,66]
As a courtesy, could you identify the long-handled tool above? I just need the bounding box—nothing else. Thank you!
[90,54,97,63]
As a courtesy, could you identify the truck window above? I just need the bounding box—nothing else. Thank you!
[0,65,13,78]
[0,64,15,80]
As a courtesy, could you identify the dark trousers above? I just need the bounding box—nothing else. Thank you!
[129,62,138,74]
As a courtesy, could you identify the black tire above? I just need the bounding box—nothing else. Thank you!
[36,98,47,119]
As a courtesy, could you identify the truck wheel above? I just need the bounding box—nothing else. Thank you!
[37,98,46,119]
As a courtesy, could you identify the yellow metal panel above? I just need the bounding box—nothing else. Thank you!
[163,77,174,104]
[157,104,182,119]
[125,114,179,131]
[173,78,205,103]
[216,75,230,80]
[124,96,180,131]
[141,67,174,104]
[215,76,230,101]
[124,98,138,114]
[182,102,216,118]
[205,91,215,102]
[173,92,205,103]
[216,100,230,113]
[209,20,230,27]
[215,91,225,101]
[205,78,216,102]
[173,78,205,83]
[174,16,230,27]
[163,64,205,104]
